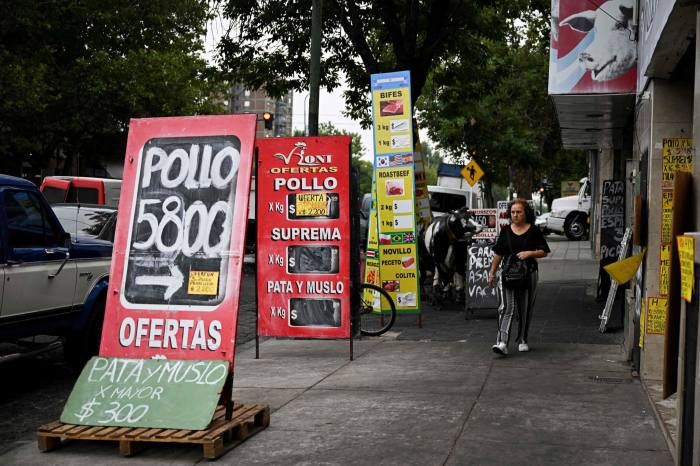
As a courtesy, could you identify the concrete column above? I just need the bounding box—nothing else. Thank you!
[691,13,700,466]
[641,79,694,381]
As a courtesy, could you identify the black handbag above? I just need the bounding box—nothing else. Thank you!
[501,227,532,290]
[501,255,529,289]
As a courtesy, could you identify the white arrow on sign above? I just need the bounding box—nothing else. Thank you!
[135,264,184,300]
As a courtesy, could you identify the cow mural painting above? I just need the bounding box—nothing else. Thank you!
[549,0,637,94]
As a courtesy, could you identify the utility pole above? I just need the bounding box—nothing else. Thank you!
[308,0,322,136]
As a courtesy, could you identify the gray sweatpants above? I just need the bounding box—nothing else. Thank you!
[496,270,538,346]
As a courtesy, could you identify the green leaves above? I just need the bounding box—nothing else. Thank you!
[218,0,510,127]
[417,2,585,203]
[0,0,224,176]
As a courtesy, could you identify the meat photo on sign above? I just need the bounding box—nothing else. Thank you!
[380,99,404,117]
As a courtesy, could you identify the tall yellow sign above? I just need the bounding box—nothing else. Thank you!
[368,71,420,313]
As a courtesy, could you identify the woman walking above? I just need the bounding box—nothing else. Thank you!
[487,199,550,355]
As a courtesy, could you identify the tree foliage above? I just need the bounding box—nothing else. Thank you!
[219,0,520,127]
[0,0,225,178]
[418,2,585,205]
[418,140,441,186]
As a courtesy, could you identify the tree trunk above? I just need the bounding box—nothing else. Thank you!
[512,166,533,200]
[482,179,495,208]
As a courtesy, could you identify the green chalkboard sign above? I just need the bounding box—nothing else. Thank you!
[61,357,229,430]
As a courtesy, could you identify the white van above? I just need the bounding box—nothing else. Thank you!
[547,177,590,240]
[428,185,475,217]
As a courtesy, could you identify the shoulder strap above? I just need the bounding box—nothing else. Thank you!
[505,225,512,252]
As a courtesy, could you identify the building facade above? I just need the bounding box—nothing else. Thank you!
[549,1,700,464]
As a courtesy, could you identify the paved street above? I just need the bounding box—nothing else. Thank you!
[0,235,673,465]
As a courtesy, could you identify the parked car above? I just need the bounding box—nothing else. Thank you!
[52,204,118,242]
[40,176,122,207]
[0,175,113,367]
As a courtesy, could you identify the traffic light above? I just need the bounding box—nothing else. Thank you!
[262,112,274,130]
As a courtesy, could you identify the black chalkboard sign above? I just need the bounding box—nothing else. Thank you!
[466,242,499,311]
[123,136,240,306]
[600,180,625,260]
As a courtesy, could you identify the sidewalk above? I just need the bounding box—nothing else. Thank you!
[0,237,673,465]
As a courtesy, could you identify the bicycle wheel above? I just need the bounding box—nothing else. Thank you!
[359,283,397,336]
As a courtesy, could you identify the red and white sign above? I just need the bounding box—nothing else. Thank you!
[100,115,256,363]
[471,208,498,241]
[256,137,352,338]
[549,0,637,94]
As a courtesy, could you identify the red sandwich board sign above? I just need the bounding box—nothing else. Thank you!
[256,137,352,339]
[99,115,256,363]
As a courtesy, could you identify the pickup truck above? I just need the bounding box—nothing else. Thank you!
[547,177,591,240]
[0,175,112,367]
[40,176,122,207]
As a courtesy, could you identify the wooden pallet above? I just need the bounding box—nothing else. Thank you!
[37,404,270,460]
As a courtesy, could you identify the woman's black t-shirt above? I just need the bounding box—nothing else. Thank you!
[492,225,551,270]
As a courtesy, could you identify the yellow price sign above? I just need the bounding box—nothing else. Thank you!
[659,244,671,296]
[661,190,673,244]
[461,160,484,187]
[296,193,329,217]
[188,271,219,296]
[662,138,693,187]
[646,297,667,335]
[677,235,695,303]
[639,297,645,349]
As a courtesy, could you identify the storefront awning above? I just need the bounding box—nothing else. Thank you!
[552,94,635,150]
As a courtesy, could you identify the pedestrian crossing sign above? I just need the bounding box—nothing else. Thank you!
[461,160,484,187]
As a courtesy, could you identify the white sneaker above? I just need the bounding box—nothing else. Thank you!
[492,342,508,355]
[518,343,530,352]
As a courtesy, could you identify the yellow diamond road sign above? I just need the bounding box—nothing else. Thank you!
[461,160,484,187]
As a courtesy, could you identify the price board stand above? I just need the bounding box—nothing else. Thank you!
[255,148,261,360]
[255,137,359,361]
[40,116,271,460]
[37,403,270,460]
